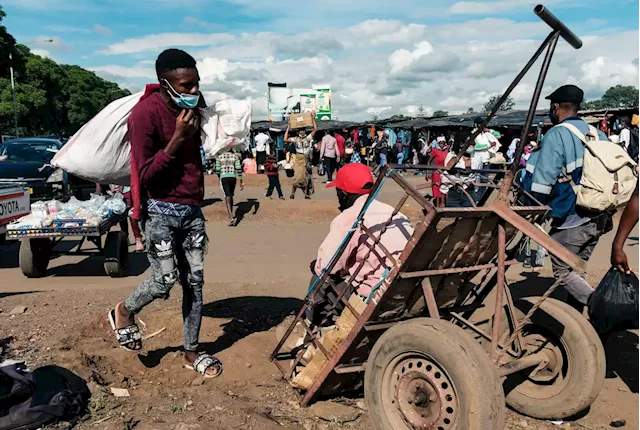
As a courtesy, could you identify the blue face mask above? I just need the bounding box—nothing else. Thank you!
[163,79,200,109]
[549,104,559,125]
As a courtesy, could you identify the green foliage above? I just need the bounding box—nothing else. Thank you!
[583,85,639,110]
[390,114,408,119]
[0,8,130,136]
[416,104,426,117]
[467,107,475,114]
[432,110,448,118]
[483,94,515,113]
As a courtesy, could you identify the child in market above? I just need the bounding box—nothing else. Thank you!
[264,153,285,200]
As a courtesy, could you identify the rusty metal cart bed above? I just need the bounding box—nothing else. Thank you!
[270,5,607,430]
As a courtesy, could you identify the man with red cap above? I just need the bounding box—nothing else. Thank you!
[307,163,414,325]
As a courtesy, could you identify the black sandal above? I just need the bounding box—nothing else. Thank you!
[185,353,223,378]
[108,308,142,352]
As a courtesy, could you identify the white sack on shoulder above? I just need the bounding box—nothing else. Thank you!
[215,99,252,138]
[200,100,251,159]
[52,92,143,185]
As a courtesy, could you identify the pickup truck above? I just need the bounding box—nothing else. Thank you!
[0,182,30,243]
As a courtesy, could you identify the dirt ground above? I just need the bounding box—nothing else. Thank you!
[0,172,637,430]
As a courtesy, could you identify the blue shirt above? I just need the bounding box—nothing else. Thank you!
[527,117,608,229]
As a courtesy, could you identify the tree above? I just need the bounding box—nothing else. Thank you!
[371,113,379,121]
[416,104,426,117]
[467,107,475,114]
[483,94,515,113]
[432,110,448,118]
[0,8,27,79]
[0,8,130,136]
[583,85,639,110]
[390,114,408,120]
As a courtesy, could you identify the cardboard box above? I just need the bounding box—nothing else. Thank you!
[289,111,314,129]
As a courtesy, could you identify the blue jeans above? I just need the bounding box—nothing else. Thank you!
[125,209,208,351]
[475,162,491,203]
[374,153,388,176]
[446,186,476,208]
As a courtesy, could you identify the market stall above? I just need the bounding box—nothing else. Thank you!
[6,194,130,278]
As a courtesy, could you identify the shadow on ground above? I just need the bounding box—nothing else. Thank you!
[509,271,569,302]
[139,296,303,369]
[604,330,639,393]
[235,199,260,225]
[0,291,40,299]
[46,251,149,277]
[201,198,222,208]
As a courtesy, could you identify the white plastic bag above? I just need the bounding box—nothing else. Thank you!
[200,100,251,160]
[52,92,142,185]
[215,99,252,138]
[53,92,251,182]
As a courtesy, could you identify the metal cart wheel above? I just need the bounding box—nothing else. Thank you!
[104,231,129,277]
[19,238,52,278]
[503,297,605,420]
[365,318,505,430]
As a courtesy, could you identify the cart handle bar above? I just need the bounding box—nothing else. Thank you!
[535,4,582,49]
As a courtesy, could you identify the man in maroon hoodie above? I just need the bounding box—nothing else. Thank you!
[108,49,221,378]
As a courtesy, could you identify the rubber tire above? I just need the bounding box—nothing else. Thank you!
[104,231,128,277]
[365,318,506,430]
[19,238,52,278]
[504,297,606,420]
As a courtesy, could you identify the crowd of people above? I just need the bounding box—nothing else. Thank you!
[105,48,637,384]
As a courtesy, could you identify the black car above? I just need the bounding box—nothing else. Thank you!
[0,137,95,201]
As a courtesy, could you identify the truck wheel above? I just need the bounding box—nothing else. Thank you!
[504,297,605,420]
[19,238,52,278]
[365,318,505,430]
[104,231,128,277]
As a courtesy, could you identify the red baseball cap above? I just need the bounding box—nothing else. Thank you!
[326,163,374,194]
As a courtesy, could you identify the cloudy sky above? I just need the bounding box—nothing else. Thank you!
[4,0,639,120]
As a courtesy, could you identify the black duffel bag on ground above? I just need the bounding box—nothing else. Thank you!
[0,363,90,430]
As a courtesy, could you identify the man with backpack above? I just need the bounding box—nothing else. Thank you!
[527,84,637,310]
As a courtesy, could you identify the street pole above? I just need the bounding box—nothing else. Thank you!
[9,53,18,137]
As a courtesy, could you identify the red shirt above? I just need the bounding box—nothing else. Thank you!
[129,87,204,208]
[335,133,345,157]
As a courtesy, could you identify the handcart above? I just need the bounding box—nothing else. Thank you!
[271,5,606,430]
[7,213,129,278]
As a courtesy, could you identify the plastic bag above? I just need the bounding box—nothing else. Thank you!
[318,162,325,176]
[200,100,251,160]
[52,92,143,185]
[588,268,639,333]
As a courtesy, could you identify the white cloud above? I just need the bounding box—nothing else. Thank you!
[98,33,236,55]
[447,0,542,15]
[389,41,434,73]
[93,24,113,36]
[90,18,639,121]
[47,24,113,36]
[180,16,225,31]
[30,49,56,61]
[30,36,72,52]
[90,65,155,79]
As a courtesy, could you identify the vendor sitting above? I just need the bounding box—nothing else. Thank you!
[308,163,414,326]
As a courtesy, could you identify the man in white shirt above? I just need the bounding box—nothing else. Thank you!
[254,131,271,172]
[619,118,631,152]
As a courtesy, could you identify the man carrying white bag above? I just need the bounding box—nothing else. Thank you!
[52,79,251,187]
[55,49,252,379]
